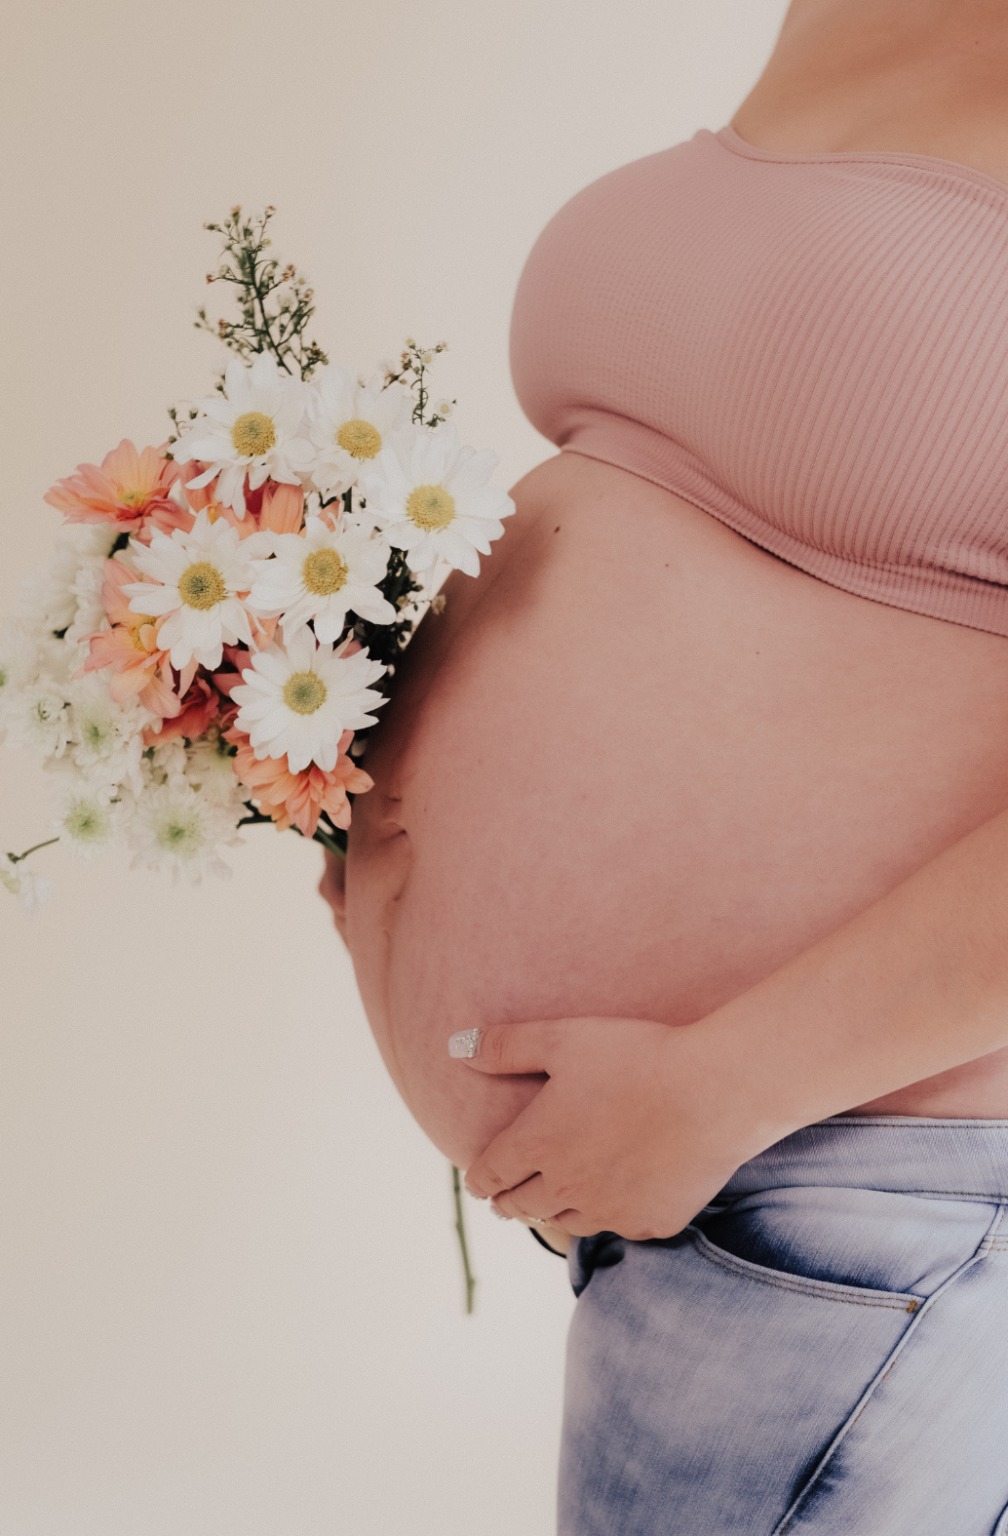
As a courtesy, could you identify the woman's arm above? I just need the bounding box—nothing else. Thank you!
[461,802,1008,1239]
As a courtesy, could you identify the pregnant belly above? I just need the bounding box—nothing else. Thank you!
[345,452,1008,1168]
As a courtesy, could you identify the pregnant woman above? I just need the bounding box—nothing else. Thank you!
[323,1,1008,1530]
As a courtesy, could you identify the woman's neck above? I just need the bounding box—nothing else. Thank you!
[731,0,1008,182]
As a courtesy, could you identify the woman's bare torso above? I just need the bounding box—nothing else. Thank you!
[346,0,1008,1169]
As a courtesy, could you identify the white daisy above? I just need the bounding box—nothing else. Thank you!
[360,422,515,578]
[247,516,396,643]
[52,780,123,860]
[128,781,241,884]
[122,509,266,672]
[0,678,71,758]
[231,628,386,774]
[307,367,413,496]
[67,676,149,796]
[176,353,314,517]
[0,863,53,916]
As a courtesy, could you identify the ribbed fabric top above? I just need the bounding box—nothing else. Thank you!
[510,126,1008,635]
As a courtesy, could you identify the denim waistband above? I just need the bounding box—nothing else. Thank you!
[718,1115,1008,1203]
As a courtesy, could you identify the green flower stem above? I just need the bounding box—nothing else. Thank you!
[453,1163,477,1315]
[237,803,346,858]
[7,837,59,865]
[311,825,345,858]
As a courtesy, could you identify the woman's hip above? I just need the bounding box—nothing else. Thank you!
[560,1115,1008,1536]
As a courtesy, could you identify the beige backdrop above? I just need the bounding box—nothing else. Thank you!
[0,3,788,1531]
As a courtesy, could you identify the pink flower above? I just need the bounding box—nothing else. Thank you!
[258,481,305,535]
[144,675,220,746]
[44,440,193,541]
[181,472,304,539]
[76,557,182,716]
[224,724,373,838]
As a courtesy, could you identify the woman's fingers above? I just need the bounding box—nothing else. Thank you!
[492,1183,581,1230]
[448,1019,564,1075]
[490,1172,554,1221]
[464,1111,550,1199]
[491,1191,599,1241]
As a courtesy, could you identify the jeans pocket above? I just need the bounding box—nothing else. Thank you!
[690,1226,923,1313]
[694,1185,996,1299]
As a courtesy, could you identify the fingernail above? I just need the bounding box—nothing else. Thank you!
[490,1205,511,1221]
[448,1028,481,1059]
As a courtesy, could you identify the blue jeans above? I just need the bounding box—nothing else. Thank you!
[561,1116,1008,1535]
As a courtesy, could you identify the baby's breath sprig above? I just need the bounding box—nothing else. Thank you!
[383,339,456,427]
[195,205,329,386]
[166,403,199,449]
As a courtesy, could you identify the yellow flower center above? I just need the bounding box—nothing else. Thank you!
[120,489,145,507]
[406,483,455,532]
[283,670,328,715]
[231,410,277,458]
[129,615,156,651]
[336,418,383,460]
[302,547,349,596]
[178,562,226,610]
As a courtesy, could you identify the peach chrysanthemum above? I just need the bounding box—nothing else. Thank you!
[44,440,193,542]
[77,557,182,718]
[224,724,372,838]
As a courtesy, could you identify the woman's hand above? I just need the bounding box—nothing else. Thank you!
[457,1018,768,1241]
[318,850,348,944]
[459,807,1008,1240]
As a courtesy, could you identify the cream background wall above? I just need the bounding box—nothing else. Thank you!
[0,4,788,1532]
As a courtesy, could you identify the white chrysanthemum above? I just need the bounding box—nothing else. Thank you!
[247,516,396,643]
[52,780,124,860]
[42,636,89,687]
[64,556,110,647]
[67,675,149,796]
[231,628,386,773]
[142,739,188,791]
[0,624,40,720]
[122,509,266,671]
[17,541,80,636]
[360,422,515,578]
[307,368,413,495]
[0,678,70,758]
[0,863,53,916]
[184,729,243,808]
[16,525,119,638]
[176,353,314,517]
[129,782,241,883]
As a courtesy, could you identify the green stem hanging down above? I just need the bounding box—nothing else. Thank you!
[452,1163,477,1315]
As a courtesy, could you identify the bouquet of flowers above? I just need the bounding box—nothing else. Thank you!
[0,206,515,911]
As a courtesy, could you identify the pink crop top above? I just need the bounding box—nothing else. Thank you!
[510,126,1008,636]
